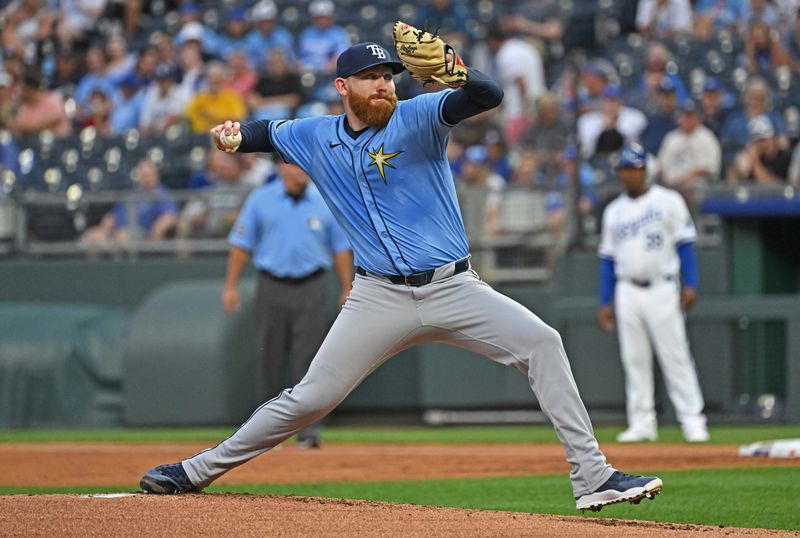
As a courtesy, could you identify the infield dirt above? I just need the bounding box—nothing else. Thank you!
[1,442,797,536]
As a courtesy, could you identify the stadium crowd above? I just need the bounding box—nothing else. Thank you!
[1,0,800,253]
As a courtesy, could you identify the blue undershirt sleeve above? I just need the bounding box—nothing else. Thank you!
[677,242,699,288]
[441,68,504,124]
[599,257,616,306]
[237,120,275,153]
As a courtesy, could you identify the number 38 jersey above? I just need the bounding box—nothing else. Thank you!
[598,185,696,281]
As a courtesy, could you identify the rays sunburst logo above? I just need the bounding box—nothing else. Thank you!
[367,145,403,182]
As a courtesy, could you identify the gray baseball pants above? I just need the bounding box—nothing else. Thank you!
[255,270,327,442]
[183,267,615,496]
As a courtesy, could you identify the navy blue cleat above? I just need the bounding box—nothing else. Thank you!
[140,462,200,494]
[575,471,662,511]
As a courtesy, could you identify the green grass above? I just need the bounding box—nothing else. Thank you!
[2,468,798,530]
[0,424,799,445]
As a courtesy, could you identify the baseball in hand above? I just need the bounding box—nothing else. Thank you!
[219,129,242,149]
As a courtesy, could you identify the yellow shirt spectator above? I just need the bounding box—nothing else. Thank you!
[185,62,248,133]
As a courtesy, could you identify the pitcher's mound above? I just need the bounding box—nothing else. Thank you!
[0,493,791,537]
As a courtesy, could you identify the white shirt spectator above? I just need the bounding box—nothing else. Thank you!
[139,84,190,134]
[577,107,648,159]
[657,124,722,186]
[636,0,692,37]
[494,37,545,123]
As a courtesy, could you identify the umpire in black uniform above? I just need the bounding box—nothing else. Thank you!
[222,162,353,448]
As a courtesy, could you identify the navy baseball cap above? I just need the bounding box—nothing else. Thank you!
[336,42,405,78]
[617,143,647,169]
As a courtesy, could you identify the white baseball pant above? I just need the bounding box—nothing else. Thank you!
[614,279,707,432]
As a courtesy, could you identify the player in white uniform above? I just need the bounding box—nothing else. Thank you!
[597,144,709,443]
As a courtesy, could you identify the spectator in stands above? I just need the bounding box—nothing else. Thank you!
[179,150,251,238]
[484,22,546,147]
[151,31,178,69]
[247,49,304,121]
[522,93,572,153]
[55,0,107,49]
[742,21,790,75]
[105,33,136,88]
[482,130,512,182]
[83,159,178,247]
[577,86,647,160]
[657,100,722,188]
[732,115,793,182]
[700,77,734,139]
[510,145,595,245]
[109,74,143,135]
[788,138,800,186]
[206,7,250,61]
[693,0,747,40]
[786,9,800,72]
[139,63,187,135]
[637,42,689,107]
[741,0,781,31]
[81,87,113,135]
[636,0,693,39]
[129,46,159,89]
[225,50,258,96]
[641,77,679,155]
[1,0,54,66]
[503,0,565,61]
[185,62,247,134]
[0,128,21,181]
[0,73,19,129]
[244,0,296,70]
[414,0,472,50]
[457,145,504,236]
[74,46,114,119]
[6,72,71,138]
[297,0,350,76]
[720,76,788,169]
[48,47,83,99]
[239,152,275,188]
[577,61,613,114]
[175,39,205,102]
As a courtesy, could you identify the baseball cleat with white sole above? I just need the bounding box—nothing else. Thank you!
[575,471,663,512]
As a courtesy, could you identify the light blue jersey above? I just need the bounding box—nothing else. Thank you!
[229,181,350,278]
[267,91,469,275]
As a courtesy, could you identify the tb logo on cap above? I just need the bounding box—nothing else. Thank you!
[366,44,387,59]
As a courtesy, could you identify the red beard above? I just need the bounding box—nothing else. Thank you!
[347,91,398,128]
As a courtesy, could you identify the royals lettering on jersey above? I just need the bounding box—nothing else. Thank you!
[266,91,470,275]
[599,185,696,281]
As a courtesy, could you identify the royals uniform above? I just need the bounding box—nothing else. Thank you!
[599,184,708,441]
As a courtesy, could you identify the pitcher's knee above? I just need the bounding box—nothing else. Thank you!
[525,325,564,352]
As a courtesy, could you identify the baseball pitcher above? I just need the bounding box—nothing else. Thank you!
[140,25,663,511]
[598,143,709,443]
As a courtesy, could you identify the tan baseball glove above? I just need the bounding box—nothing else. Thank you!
[392,21,468,88]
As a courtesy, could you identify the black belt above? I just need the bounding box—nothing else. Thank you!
[259,268,325,284]
[355,258,470,287]
[627,275,674,288]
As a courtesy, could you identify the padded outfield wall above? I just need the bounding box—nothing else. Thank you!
[0,248,798,427]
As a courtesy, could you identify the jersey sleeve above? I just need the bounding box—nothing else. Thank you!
[326,212,351,254]
[598,205,615,259]
[403,91,455,159]
[670,191,697,245]
[266,117,323,170]
[227,189,260,251]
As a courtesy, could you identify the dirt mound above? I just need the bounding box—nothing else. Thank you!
[0,493,792,537]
